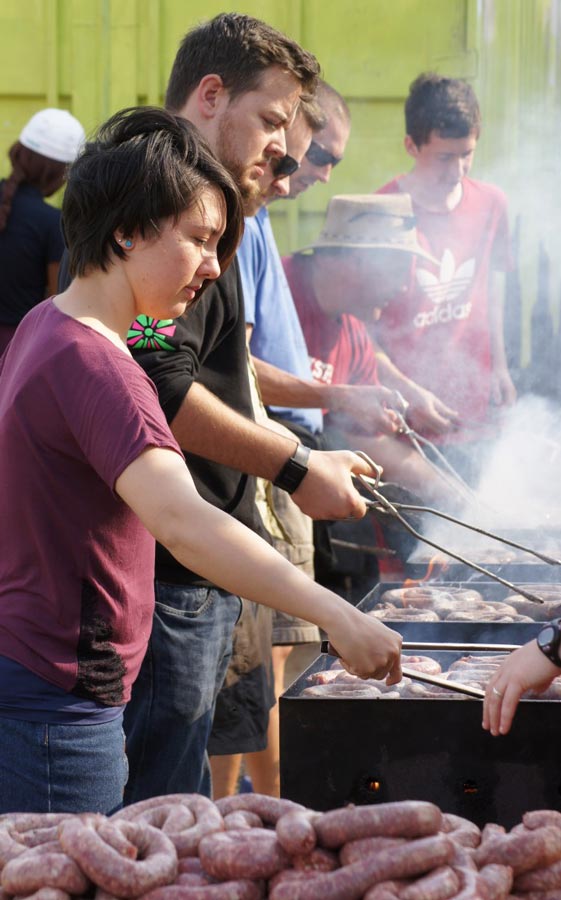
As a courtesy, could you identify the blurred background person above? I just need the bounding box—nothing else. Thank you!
[373,73,515,482]
[0,108,85,353]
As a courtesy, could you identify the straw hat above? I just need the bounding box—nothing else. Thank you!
[300,193,437,263]
[19,108,85,164]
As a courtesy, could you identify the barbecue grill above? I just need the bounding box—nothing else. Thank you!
[279,648,561,828]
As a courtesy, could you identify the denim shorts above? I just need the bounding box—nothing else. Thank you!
[123,583,241,802]
[0,712,127,814]
[208,598,274,756]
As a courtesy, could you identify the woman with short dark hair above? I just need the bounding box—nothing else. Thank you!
[0,106,402,814]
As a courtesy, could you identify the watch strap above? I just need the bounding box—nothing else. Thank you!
[537,618,561,667]
[273,443,311,494]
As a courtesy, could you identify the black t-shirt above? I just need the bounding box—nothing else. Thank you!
[59,253,268,587]
[0,183,65,325]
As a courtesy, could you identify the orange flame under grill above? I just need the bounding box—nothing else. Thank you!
[402,555,449,587]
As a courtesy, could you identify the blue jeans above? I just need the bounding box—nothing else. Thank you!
[123,583,241,803]
[0,713,127,814]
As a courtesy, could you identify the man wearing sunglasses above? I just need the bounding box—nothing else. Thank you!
[207,99,326,801]
[288,80,350,198]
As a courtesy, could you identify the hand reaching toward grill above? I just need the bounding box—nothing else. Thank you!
[403,383,460,435]
[325,384,401,436]
[490,365,517,407]
[483,641,560,736]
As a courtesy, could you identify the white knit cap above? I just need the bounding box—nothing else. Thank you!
[19,108,85,164]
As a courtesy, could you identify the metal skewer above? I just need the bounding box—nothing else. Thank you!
[400,665,485,699]
[395,415,478,507]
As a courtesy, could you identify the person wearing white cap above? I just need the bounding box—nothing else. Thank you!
[0,108,85,353]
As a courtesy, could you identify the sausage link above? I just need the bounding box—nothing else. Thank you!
[176,872,215,887]
[269,834,455,900]
[178,858,206,875]
[0,827,27,868]
[0,815,73,869]
[523,809,561,830]
[513,857,561,891]
[268,870,324,895]
[315,802,442,849]
[223,812,262,831]
[448,845,476,871]
[215,794,304,825]
[474,825,561,876]
[362,882,403,900]
[293,848,338,873]
[114,796,223,858]
[440,815,481,849]
[276,811,317,856]
[509,893,561,900]
[480,824,505,845]
[449,866,490,900]
[400,866,460,900]
[477,864,513,900]
[112,795,199,820]
[58,818,177,897]
[3,815,70,833]
[340,836,407,866]
[96,820,138,859]
[142,880,265,899]
[14,889,71,900]
[2,842,90,895]
[198,828,289,881]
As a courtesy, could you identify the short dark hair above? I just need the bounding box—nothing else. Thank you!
[300,96,327,133]
[165,12,319,112]
[62,106,243,280]
[316,79,351,128]
[405,72,481,147]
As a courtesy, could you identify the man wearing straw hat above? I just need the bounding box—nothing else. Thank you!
[282,193,458,505]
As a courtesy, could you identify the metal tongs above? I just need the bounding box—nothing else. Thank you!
[353,452,548,605]
[391,393,482,508]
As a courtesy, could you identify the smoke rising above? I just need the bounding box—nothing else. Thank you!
[408,394,561,563]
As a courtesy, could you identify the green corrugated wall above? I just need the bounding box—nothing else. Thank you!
[1,0,560,362]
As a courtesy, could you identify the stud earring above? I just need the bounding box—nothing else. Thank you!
[124,239,133,249]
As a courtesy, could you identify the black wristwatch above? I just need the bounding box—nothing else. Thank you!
[273,443,310,494]
[536,619,561,667]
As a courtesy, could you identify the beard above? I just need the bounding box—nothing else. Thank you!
[216,114,265,215]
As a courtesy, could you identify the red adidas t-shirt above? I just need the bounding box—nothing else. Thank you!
[376,177,512,432]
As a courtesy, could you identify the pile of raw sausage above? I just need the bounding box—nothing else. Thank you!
[3,795,561,898]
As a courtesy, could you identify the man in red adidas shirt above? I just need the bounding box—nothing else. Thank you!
[373,72,516,479]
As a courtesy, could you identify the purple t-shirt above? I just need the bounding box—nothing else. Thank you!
[0,299,182,706]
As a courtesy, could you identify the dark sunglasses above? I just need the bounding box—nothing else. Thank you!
[305,140,342,168]
[272,154,300,179]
